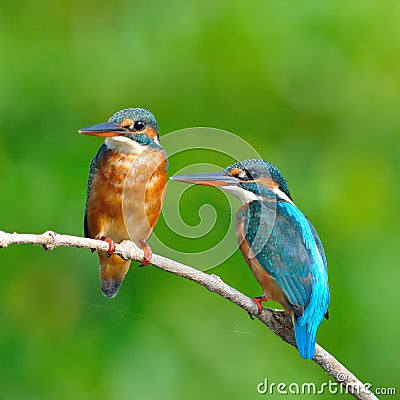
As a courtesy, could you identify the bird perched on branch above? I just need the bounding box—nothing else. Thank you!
[172,159,329,359]
[79,108,167,298]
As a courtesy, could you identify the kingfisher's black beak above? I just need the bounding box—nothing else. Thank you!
[79,121,129,137]
[171,171,239,187]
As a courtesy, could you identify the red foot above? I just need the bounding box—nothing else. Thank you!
[252,294,268,313]
[139,240,152,267]
[100,236,116,257]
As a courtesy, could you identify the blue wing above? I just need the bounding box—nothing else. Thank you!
[241,201,313,315]
[84,144,110,238]
[240,199,330,359]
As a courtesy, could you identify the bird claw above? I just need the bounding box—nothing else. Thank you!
[100,236,116,257]
[139,240,152,267]
[248,295,268,320]
[252,294,268,314]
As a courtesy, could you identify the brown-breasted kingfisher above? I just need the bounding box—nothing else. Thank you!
[172,159,329,359]
[80,108,167,298]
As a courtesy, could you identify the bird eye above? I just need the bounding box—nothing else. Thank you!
[248,169,260,179]
[130,120,146,131]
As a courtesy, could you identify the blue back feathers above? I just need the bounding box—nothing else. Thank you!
[282,202,329,359]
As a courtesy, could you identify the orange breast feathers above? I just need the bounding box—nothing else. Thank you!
[86,149,167,244]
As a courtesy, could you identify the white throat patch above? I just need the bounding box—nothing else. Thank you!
[105,136,145,155]
[272,187,294,205]
[221,185,295,205]
[221,185,261,204]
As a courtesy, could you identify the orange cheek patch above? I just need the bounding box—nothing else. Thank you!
[143,127,159,141]
[230,168,242,177]
[256,177,278,190]
[120,119,133,128]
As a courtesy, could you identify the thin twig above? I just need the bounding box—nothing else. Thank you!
[0,230,378,400]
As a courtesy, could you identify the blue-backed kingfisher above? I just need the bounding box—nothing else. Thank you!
[79,108,167,298]
[172,160,329,359]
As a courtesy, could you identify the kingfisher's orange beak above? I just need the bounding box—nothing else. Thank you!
[171,171,239,187]
[79,121,129,137]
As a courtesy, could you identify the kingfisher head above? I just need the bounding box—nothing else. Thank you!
[172,159,293,204]
[79,108,161,154]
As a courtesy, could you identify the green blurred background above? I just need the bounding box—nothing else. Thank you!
[1,1,399,399]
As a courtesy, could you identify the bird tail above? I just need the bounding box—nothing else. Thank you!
[293,316,316,360]
[98,253,131,298]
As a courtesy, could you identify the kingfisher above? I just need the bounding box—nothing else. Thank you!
[172,159,329,359]
[79,108,168,298]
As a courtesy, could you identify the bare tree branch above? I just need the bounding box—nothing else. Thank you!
[0,230,378,400]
